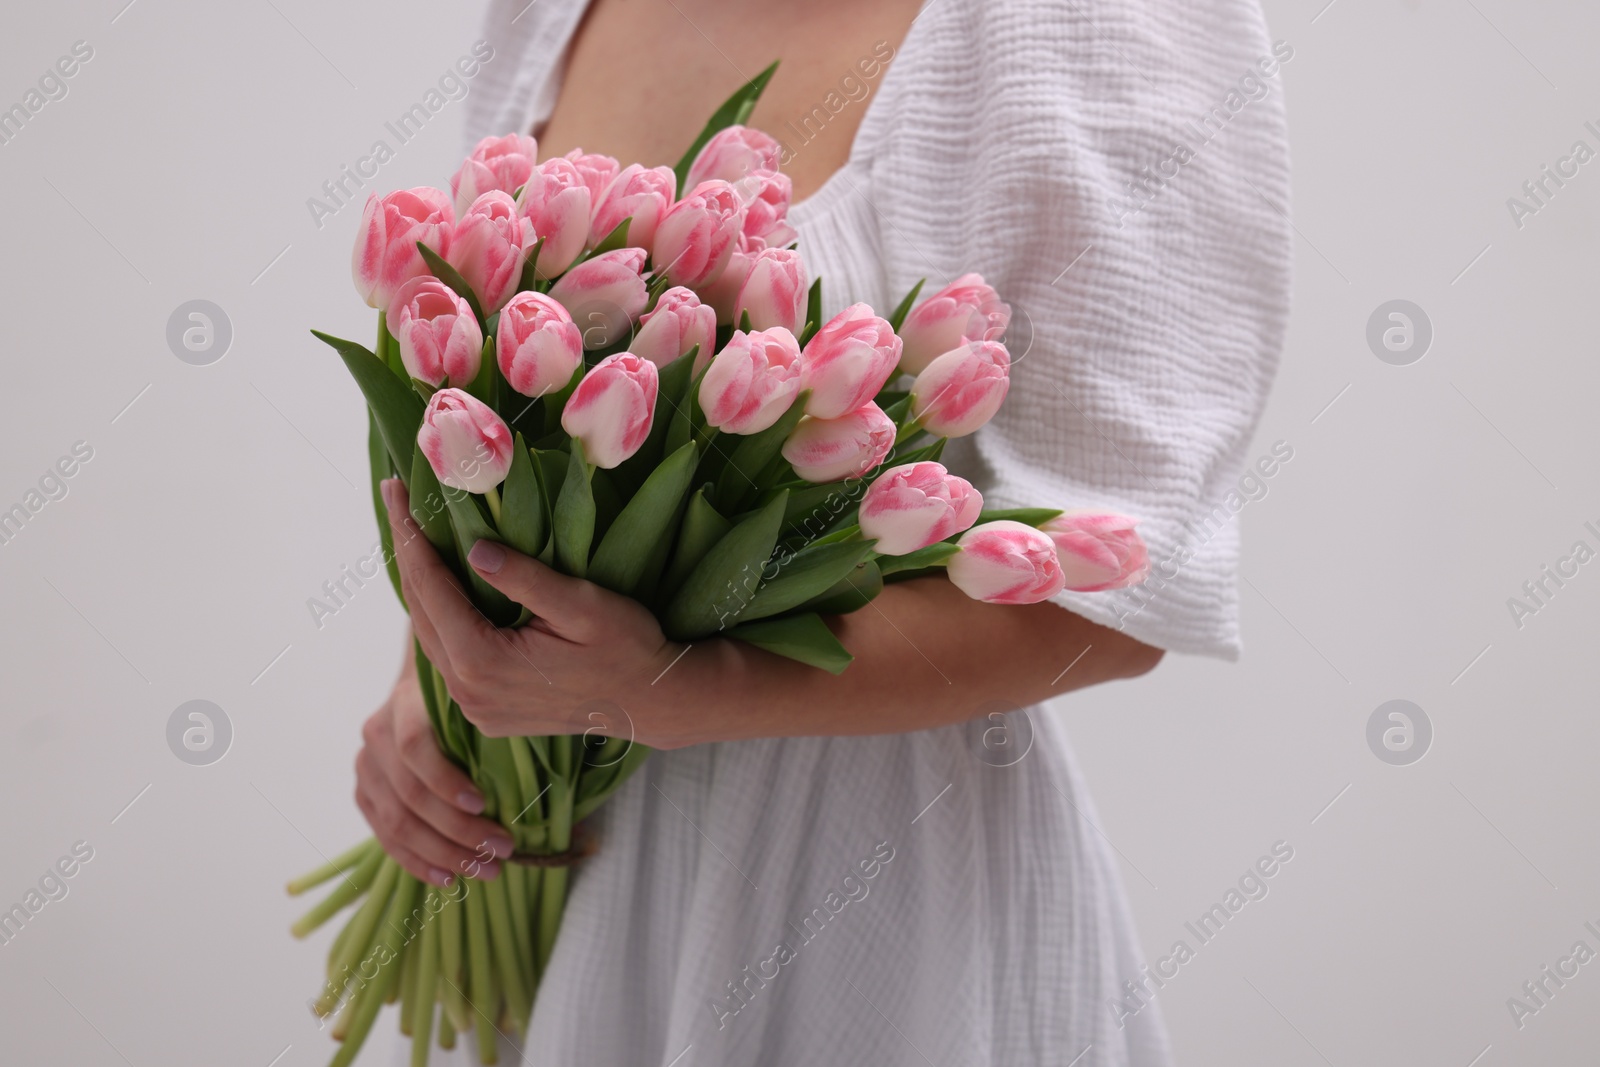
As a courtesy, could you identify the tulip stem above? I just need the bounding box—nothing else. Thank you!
[893,416,925,447]
[482,486,503,525]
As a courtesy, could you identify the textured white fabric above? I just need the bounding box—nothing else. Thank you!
[378,0,1291,1062]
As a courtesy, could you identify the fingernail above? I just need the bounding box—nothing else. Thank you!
[428,867,455,887]
[380,478,397,512]
[457,790,485,814]
[468,540,506,574]
[487,834,515,858]
[477,861,501,881]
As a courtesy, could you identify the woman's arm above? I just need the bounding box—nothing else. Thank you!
[381,479,1162,751]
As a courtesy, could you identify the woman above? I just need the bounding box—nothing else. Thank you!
[358,0,1291,1062]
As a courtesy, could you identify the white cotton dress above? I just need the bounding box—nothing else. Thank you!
[381,0,1291,1063]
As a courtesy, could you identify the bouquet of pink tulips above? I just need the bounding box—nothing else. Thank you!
[287,66,1149,1066]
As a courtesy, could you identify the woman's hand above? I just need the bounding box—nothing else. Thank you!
[380,474,1163,756]
[381,478,692,747]
[353,647,514,886]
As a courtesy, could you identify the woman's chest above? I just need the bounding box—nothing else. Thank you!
[533,0,919,201]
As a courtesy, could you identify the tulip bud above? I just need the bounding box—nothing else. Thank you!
[799,303,902,419]
[734,247,808,334]
[898,273,1011,375]
[446,190,535,314]
[547,248,649,350]
[909,340,1011,438]
[699,328,804,435]
[858,461,983,556]
[780,403,896,483]
[946,520,1066,605]
[385,277,483,388]
[629,287,717,368]
[686,125,783,187]
[734,169,797,249]
[1041,511,1151,591]
[450,134,539,217]
[517,158,592,279]
[563,148,622,201]
[653,180,745,288]
[497,291,583,398]
[560,353,659,469]
[351,187,453,309]
[418,388,515,494]
[590,163,676,250]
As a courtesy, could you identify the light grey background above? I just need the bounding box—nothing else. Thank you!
[2,1,1596,1064]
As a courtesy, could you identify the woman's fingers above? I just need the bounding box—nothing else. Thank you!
[466,538,605,643]
[389,677,514,853]
[356,744,502,885]
[382,479,497,673]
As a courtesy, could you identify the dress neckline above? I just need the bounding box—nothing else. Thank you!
[518,0,925,218]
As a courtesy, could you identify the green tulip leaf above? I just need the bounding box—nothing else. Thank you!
[588,441,699,596]
[672,60,778,193]
[799,557,883,615]
[312,329,424,487]
[657,486,730,604]
[714,390,810,512]
[407,442,455,553]
[588,218,632,258]
[498,435,547,559]
[441,485,518,625]
[552,441,595,578]
[888,278,925,333]
[876,540,961,575]
[739,538,876,623]
[972,507,1064,528]
[724,612,853,674]
[367,408,404,604]
[798,277,824,346]
[663,489,787,639]
[415,241,486,326]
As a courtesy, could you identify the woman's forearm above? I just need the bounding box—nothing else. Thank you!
[657,575,1164,747]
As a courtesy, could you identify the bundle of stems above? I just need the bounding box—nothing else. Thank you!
[288,670,648,1066]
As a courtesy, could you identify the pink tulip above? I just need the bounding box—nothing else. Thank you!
[497,291,583,398]
[629,287,717,368]
[517,158,592,279]
[946,520,1066,605]
[735,169,797,249]
[560,353,659,469]
[858,462,983,556]
[418,388,515,494]
[590,163,676,250]
[351,187,453,309]
[910,340,1011,438]
[799,303,902,419]
[450,134,540,217]
[547,248,649,350]
[446,190,535,313]
[734,247,808,334]
[384,276,483,388]
[686,125,783,187]
[1041,511,1151,591]
[653,180,745,288]
[780,403,896,483]
[563,148,622,202]
[898,273,1011,375]
[699,328,803,435]
[698,241,756,325]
